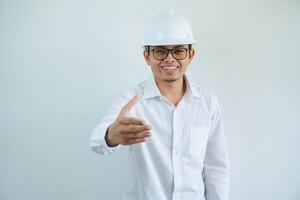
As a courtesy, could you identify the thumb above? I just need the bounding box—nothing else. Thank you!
[119,93,139,116]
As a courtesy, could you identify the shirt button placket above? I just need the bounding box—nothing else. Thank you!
[172,108,182,200]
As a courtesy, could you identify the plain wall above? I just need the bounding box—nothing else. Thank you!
[1,0,299,199]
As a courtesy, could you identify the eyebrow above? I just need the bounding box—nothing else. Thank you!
[155,45,185,49]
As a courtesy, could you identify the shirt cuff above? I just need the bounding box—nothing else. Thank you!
[90,123,121,155]
[102,129,121,154]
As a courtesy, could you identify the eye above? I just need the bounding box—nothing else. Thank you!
[173,49,185,55]
[154,49,166,55]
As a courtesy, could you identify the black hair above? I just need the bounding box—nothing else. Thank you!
[144,44,192,54]
[145,45,150,54]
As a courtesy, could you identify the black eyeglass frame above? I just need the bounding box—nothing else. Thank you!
[152,48,189,61]
[144,44,192,61]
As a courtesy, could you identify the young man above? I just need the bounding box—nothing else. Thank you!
[90,9,230,200]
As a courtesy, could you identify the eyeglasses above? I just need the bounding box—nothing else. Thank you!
[151,48,189,61]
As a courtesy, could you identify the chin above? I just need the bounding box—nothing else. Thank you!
[162,77,180,83]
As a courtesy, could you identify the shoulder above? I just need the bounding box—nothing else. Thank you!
[190,80,218,103]
[189,80,220,116]
[119,79,148,98]
[110,79,148,107]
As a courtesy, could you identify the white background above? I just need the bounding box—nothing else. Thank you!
[1,0,299,199]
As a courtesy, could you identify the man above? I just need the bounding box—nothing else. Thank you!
[90,9,230,200]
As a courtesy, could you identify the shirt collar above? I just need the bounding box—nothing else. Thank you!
[141,74,201,100]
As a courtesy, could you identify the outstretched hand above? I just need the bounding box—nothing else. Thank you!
[105,94,152,147]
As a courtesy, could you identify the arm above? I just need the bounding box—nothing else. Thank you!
[89,98,124,155]
[203,96,230,200]
[89,92,151,155]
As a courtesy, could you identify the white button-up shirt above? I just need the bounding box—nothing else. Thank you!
[90,74,230,200]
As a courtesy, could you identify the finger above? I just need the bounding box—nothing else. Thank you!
[123,130,151,140]
[120,124,151,134]
[124,138,147,145]
[119,116,147,125]
[119,94,139,116]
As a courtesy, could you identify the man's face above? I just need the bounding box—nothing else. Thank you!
[143,44,195,83]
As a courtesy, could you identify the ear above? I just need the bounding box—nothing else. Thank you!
[188,49,195,60]
[185,49,195,65]
[143,50,151,65]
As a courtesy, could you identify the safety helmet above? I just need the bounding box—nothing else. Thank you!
[143,9,195,46]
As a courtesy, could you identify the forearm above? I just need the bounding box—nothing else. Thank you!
[90,122,120,155]
[104,125,119,147]
[203,163,230,200]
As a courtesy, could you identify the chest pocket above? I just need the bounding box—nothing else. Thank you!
[190,126,210,158]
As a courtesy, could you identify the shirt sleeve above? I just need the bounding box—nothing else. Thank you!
[89,91,136,156]
[203,95,230,200]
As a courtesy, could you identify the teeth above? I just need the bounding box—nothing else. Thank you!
[162,66,178,69]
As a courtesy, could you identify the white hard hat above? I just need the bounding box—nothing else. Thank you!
[143,9,195,46]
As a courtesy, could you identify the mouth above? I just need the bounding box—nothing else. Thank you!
[160,65,179,74]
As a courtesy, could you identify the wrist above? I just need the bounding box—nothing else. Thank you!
[105,126,119,147]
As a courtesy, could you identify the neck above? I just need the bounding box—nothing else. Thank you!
[154,76,186,106]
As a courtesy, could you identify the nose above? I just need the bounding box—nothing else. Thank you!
[165,51,176,62]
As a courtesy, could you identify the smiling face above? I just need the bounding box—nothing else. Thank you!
[143,44,195,83]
